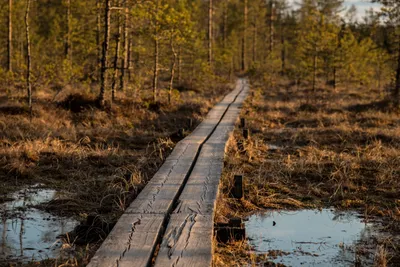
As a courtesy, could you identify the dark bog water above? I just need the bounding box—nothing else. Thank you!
[246,209,377,266]
[0,185,78,263]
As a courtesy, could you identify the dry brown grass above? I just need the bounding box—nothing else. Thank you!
[214,80,400,266]
[375,245,389,267]
[214,238,268,267]
[0,81,231,266]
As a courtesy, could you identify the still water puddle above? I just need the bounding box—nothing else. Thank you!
[246,209,377,266]
[0,185,78,262]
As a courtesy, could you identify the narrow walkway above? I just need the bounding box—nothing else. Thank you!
[88,79,249,267]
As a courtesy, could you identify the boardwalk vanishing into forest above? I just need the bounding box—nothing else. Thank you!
[88,79,249,267]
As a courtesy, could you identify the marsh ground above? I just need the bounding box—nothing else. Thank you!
[215,79,400,266]
[0,81,231,266]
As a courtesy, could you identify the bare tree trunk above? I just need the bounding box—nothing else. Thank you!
[280,16,285,74]
[136,34,141,75]
[395,34,400,106]
[208,0,213,67]
[241,0,247,71]
[119,2,129,92]
[25,0,32,110]
[152,1,160,103]
[65,0,71,61]
[8,0,12,73]
[99,0,111,104]
[112,0,122,102]
[268,0,274,55]
[281,34,285,73]
[223,0,228,50]
[127,38,132,82]
[377,59,381,92]
[252,17,257,65]
[19,35,24,69]
[96,0,101,81]
[177,46,182,85]
[189,53,194,88]
[169,39,177,105]
[333,67,336,90]
[153,37,159,103]
[312,52,317,92]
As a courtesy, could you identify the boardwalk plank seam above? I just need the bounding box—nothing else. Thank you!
[154,80,249,267]
[88,79,248,267]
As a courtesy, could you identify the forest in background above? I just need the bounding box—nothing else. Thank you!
[0,1,400,265]
[0,0,399,108]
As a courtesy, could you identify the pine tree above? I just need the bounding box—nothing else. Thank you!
[296,1,337,91]
[372,0,400,104]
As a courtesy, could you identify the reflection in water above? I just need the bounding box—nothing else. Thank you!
[0,185,78,262]
[246,209,377,266]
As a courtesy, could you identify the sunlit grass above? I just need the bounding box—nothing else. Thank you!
[214,79,400,265]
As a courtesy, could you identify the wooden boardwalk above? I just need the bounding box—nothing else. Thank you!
[88,79,249,267]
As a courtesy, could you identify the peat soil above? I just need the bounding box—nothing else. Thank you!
[214,80,400,266]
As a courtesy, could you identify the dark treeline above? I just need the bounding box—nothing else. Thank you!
[0,0,399,107]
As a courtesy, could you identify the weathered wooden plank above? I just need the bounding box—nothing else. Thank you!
[123,83,247,216]
[184,81,242,143]
[154,214,213,267]
[123,141,197,215]
[186,105,237,143]
[155,80,250,266]
[174,200,215,215]
[173,145,225,215]
[88,79,249,267]
[171,83,250,215]
[166,141,199,161]
[87,214,164,267]
[167,149,225,216]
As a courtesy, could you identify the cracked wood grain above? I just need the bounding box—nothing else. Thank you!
[155,214,213,267]
[154,80,249,267]
[88,79,248,267]
[87,214,164,267]
[170,82,250,216]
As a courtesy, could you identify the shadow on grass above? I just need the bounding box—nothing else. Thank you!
[0,104,31,115]
[263,128,400,149]
[347,99,393,113]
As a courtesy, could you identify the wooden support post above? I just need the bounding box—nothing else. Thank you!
[178,128,184,137]
[243,128,249,139]
[214,217,246,243]
[229,217,244,228]
[188,118,193,129]
[232,175,244,199]
[240,118,246,128]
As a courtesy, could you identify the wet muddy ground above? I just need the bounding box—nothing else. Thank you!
[214,80,400,266]
[0,84,231,265]
[0,185,78,263]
